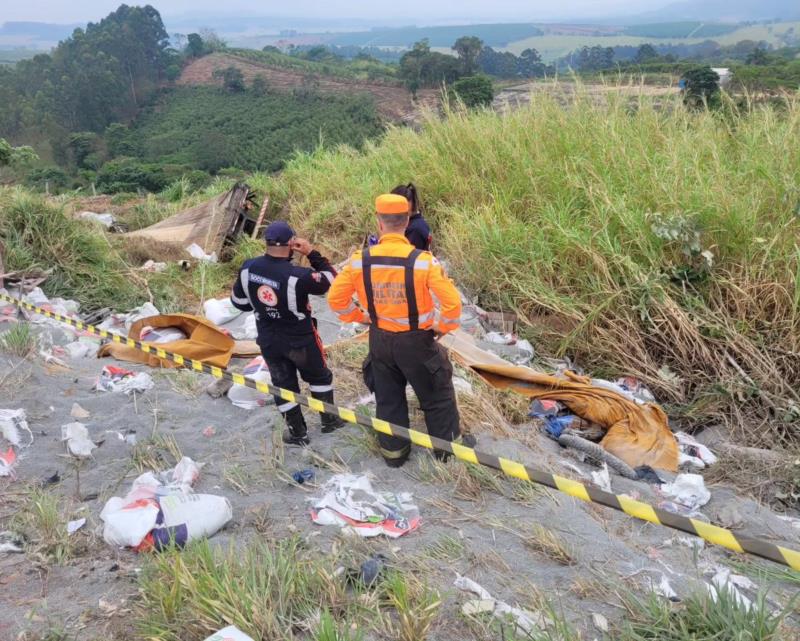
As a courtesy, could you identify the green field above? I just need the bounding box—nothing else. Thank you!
[623,22,739,38]
[130,86,384,172]
[504,20,800,60]
[329,23,544,48]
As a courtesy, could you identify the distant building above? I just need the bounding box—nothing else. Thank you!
[711,68,732,88]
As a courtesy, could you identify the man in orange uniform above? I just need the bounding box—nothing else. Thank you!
[328,194,464,467]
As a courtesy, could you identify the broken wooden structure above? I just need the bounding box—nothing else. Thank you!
[125,183,261,259]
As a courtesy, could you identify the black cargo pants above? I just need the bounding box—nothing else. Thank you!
[367,326,461,465]
[260,329,333,424]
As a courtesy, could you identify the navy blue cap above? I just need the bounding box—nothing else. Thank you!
[264,220,295,246]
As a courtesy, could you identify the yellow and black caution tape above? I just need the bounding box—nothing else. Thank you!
[3,291,799,571]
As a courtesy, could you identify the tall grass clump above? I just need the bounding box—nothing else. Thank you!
[0,188,142,310]
[266,87,800,448]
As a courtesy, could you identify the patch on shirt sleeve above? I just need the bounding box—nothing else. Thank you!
[257,285,278,307]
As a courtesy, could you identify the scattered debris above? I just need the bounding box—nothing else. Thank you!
[125,183,257,259]
[202,426,216,438]
[591,463,612,492]
[292,469,315,485]
[0,447,17,477]
[592,613,609,633]
[63,339,96,359]
[78,211,115,228]
[61,422,97,458]
[97,302,161,334]
[67,518,86,535]
[675,431,718,470]
[139,260,167,273]
[0,530,25,553]
[186,243,218,263]
[204,298,242,326]
[95,366,154,395]
[70,403,91,419]
[206,378,234,399]
[203,626,255,641]
[309,473,420,538]
[659,473,711,512]
[455,574,547,635]
[0,408,33,447]
[646,573,679,601]
[100,457,229,551]
[228,357,273,410]
[615,376,656,403]
[707,566,755,610]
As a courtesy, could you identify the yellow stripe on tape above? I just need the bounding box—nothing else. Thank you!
[308,398,325,413]
[451,442,479,465]
[126,338,136,348]
[338,408,357,424]
[173,354,184,365]
[112,335,121,343]
[692,520,744,553]
[87,326,95,334]
[256,381,270,394]
[409,429,433,450]
[618,495,660,524]
[156,348,167,359]
[100,330,108,338]
[371,418,392,435]
[210,366,223,379]
[499,458,531,481]
[75,321,84,330]
[778,546,800,572]
[231,374,246,386]
[280,389,296,402]
[141,344,151,353]
[192,360,203,371]
[553,475,591,502]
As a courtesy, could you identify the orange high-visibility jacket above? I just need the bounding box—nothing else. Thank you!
[328,233,462,334]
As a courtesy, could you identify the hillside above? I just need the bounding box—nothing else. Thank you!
[178,52,439,122]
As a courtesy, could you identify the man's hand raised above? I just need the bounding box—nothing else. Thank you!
[290,237,313,256]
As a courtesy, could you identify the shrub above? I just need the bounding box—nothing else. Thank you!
[449,75,495,108]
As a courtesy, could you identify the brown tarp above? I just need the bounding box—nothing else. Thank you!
[442,330,679,471]
[98,314,234,369]
[124,183,253,256]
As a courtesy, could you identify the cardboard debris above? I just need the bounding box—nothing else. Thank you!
[125,183,257,259]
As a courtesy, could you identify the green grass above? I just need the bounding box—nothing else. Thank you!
[260,87,800,446]
[12,488,74,565]
[135,537,440,641]
[618,586,793,641]
[0,188,143,310]
[0,322,35,357]
[623,22,738,39]
[329,23,544,48]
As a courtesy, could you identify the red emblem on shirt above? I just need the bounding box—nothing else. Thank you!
[311,273,322,282]
[257,285,278,307]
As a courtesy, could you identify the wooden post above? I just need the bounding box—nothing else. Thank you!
[251,195,269,239]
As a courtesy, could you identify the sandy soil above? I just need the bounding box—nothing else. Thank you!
[1,298,799,640]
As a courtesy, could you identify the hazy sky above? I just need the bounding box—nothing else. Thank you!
[1,0,666,24]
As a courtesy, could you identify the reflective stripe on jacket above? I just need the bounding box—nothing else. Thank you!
[327,233,461,334]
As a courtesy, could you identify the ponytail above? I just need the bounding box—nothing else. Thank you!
[391,182,421,214]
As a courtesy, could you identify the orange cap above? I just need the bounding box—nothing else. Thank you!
[376,194,409,215]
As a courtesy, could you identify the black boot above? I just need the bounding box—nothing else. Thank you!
[434,433,475,462]
[312,389,346,433]
[282,406,310,446]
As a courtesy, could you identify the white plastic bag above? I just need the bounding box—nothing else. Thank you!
[186,243,218,263]
[227,358,273,410]
[660,473,710,511]
[204,298,242,326]
[204,626,255,641]
[61,422,96,457]
[140,326,187,344]
[0,409,31,447]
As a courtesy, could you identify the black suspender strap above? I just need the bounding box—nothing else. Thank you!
[405,249,422,331]
[361,248,378,325]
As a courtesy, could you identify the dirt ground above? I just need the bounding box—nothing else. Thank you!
[1,297,799,640]
[178,53,439,123]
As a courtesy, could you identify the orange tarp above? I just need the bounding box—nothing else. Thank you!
[442,330,678,471]
[98,314,234,370]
